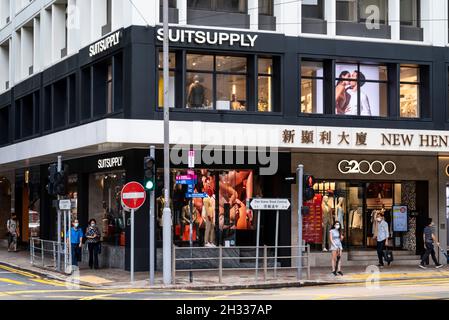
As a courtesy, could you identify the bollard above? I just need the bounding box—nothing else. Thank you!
[263,246,268,282]
[53,242,57,270]
[219,246,223,284]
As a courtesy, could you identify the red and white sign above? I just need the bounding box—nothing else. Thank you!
[121,182,146,210]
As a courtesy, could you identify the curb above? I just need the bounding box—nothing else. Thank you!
[0,260,448,291]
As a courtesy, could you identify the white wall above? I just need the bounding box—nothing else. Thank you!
[0,39,9,92]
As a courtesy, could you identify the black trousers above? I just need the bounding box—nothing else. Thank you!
[88,243,100,269]
[377,240,386,265]
[421,242,438,265]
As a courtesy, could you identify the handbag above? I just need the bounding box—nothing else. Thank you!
[383,245,394,265]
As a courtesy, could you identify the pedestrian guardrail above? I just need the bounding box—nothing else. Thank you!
[172,245,311,284]
[29,238,72,275]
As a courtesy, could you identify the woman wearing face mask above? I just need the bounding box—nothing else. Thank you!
[86,219,101,269]
[330,221,344,276]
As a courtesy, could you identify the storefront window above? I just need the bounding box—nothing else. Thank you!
[258,58,273,112]
[0,177,12,239]
[335,63,388,117]
[400,65,420,118]
[336,0,388,24]
[158,52,176,109]
[187,0,247,13]
[302,0,324,19]
[165,169,256,247]
[400,0,420,27]
[259,0,273,16]
[88,171,126,246]
[301,60,324,114]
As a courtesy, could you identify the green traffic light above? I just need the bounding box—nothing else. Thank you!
[145,180,154,190]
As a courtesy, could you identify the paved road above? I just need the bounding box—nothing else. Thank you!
[0,263,449,300]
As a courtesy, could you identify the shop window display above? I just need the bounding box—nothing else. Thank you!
[258,58,273,112]
[164,169,256,247]
[301,60,324,114]
[158,52,176,109]
[88,171,126,246]
[335,63,388,117]
[400,65,420,118]
[308,181,404,251]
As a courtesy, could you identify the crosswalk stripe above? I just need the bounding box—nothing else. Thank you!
[0,278,26,285]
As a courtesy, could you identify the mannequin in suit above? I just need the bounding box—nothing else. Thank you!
[322,196,333,252]
[187,75,206,108]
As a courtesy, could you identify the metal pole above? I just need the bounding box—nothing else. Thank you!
[63,209,67,272]
[131,209,135,282]
[297,164,304,280]
[219,246,223,284]
[255,210,261,281]
[68,210,72,274]
[274,210,279,278]
[149,146,156,286]
[162,0,172,286]
[57,210,61,271]
[189,199,193,283]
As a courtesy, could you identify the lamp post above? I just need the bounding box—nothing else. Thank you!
[162,0,173,286]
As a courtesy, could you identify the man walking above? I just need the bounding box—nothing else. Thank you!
[69,220,84,268]
[6,213,19,252]
[419,218,443,269]
[374,213,389,267]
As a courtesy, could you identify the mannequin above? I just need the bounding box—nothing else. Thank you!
[181,203,198,241]
[202,195,216,247]
[321,196,333,252]
[187,75,206,108]
[156,189,173,239]
[335,197,345,230]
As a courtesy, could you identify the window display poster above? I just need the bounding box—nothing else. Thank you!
[393,205,408,232]
[303,194,323,244]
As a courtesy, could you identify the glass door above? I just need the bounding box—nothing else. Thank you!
[346,183,364,249]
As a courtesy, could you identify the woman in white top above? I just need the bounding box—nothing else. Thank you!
[329,221,344,276]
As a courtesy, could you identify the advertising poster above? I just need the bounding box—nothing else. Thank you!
[335,64,382,117]
[303,194,323,244]
[393,205,408,232]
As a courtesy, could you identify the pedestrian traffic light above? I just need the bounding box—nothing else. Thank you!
[46,164,57,196]
[303,174,315,201]
[144,156,156,191]
[54,165,68,196]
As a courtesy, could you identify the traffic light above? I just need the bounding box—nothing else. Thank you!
[303,174,315,201]
[144,156,156,191]
[46,164,57,196]
[54,165,68,196]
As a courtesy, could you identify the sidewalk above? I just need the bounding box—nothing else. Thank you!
[1,248,448,290]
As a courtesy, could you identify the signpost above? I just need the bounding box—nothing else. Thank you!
[121,182,146,282]
[250,198,291,281]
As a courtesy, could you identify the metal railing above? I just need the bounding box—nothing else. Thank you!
[30,238,71,275]
[172,245,311,284]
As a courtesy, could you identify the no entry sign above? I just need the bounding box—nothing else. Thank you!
[121,182,146,210]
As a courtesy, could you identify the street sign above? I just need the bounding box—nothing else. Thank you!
[176,174,197,185]
[59,200,71,210]
[250,198,291,211]
[185,193,209,199]
[188,150,195,169]
[121,182,147,210]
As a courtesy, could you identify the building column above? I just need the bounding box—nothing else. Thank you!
[274,0,301,36]
[325,0,336,37]
[389,0,400,41]
[248,0,258,31]
[423,0,446,46]
[178,0,187,25]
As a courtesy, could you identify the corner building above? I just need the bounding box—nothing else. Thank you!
[0,0,449,270]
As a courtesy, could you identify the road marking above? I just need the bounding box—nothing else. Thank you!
[0,265,39,278]
[0,278,26,285]
[404,294,440,300]
[32,279,71,287]
[78,289,149,300]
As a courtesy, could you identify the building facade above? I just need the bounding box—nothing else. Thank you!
[1,0,449,270]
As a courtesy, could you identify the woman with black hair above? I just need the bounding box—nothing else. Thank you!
[335,71,351,114]
[86,219,101,270]
[330,221,344,276]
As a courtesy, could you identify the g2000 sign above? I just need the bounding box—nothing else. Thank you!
[338,160,397,175]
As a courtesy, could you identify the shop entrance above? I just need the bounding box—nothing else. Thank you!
[310,180,416,251]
